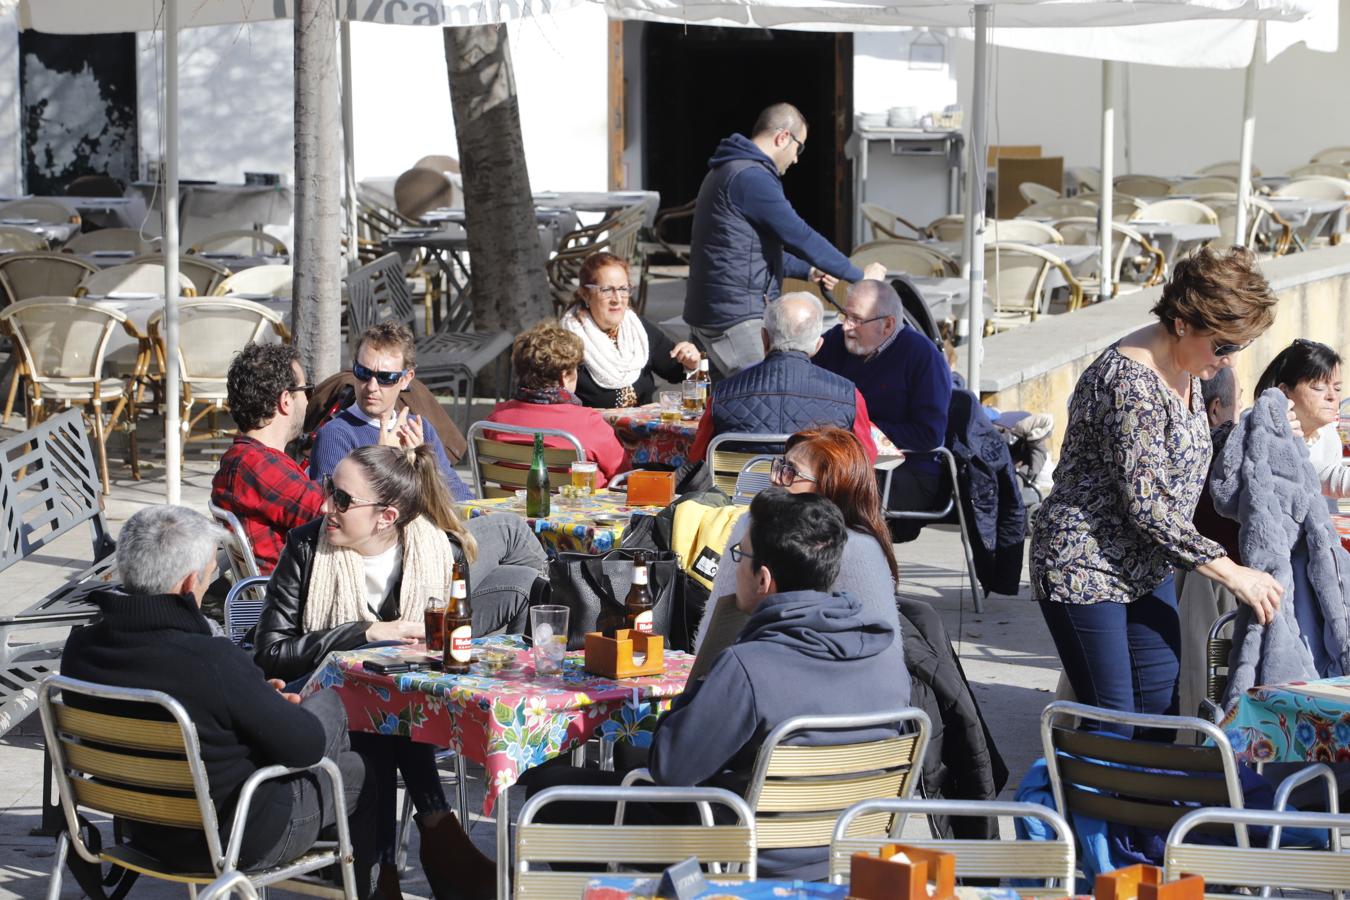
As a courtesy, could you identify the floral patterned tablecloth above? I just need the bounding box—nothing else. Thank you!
[457,491,664,557]
[302,635,693,814]
[1222,675,1350,763]
[602,405,701,468]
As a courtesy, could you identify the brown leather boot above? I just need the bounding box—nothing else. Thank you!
[415,811,496,900]
[375,862,405,900]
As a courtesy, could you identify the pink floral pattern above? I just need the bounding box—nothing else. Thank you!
[1222,676,1350,763]
[602,405,700,468]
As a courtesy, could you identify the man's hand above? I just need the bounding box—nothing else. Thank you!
[862,262,888,282]
[266,678,303,705]
[808,267,839,291]
[670,341,701,370]
[377,409,425,450]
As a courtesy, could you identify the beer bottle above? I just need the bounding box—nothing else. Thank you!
[624,550,655,634]
[525,432,550,518]
[443,559,472,674]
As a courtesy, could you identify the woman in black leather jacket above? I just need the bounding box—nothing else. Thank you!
[253,444,543,899]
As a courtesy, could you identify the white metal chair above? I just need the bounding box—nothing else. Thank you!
[1207,196,1294,255]
[1131,198,1220,226]
[0,224,49,252]
[189,230,289,257]
[515,785,756,900]
[0,198,79,226]
[1018,182,1060,204]
[1065,166,1101,194]
[149,298,289,444]
[1197,160,1260,179]
[829,798,1075,890]
[466,419,585,498]
[1114,174,1174,198]
[990,218,1063,244]
[1274,176,1350,200]
[1165,806,1349,899]
[78,262,197,298]
[850,240,959,278]
[0,296,140,492]
[707,432,792,496]
[984,242,1085,329]
[925,214,967,241]
[40,675,358,900]
[859,202,924,242]
[1052,217,1166,296]
[131,253,231,297]
[1017,198,1098,220]
[64,228,156,256]
[1170,176,1238,196]
[1078,192,1148,221]
[733,455,775,504]
[213,264,294,299]
[209,501,262,583]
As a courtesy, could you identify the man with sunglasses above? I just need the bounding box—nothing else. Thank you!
[212,343,326,574]
[685,102,886,378]
[309,323,472,500]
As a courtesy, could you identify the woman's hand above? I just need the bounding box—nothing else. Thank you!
[809,267,839,291]
[1287,403,1305,441]
[1228,565,1284,626]
[670,341,701,371]
[365,620,424,644]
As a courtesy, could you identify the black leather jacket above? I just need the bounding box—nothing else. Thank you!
[252,519,471,682]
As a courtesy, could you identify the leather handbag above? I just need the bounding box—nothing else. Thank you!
[545,548,683,650]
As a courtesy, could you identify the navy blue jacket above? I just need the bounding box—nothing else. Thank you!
[813,322,951,477]
[685,134,863,330]
[946,389,1026,596]
[711,349,857,442]
[649,588,909,879]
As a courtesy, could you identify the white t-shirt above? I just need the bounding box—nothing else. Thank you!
[1307,423,1349,514]
[362,541,403,616]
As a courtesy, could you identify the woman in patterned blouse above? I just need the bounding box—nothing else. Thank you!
[1031,247,1284,733]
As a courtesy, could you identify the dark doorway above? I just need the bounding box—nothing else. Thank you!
[642,25,852,249]
[19,31,139,195]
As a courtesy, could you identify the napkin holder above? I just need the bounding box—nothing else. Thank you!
[1095,865,1203,900]
[627,470,675,507]
[584,630,664,678]
[849,843,954,900]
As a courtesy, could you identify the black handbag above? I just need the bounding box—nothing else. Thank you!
[545,548,683,650]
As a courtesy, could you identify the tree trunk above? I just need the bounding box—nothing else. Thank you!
[293,0,343,382]
[444,24,552,340]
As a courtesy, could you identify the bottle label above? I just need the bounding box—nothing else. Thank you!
[451,579,467,599]
[449,625,473,662]
[632,566,648,585]
[633,610,654,634]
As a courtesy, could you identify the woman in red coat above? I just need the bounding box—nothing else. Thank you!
[485,322,628,485]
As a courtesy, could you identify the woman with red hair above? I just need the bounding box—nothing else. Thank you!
[696,426,900,649]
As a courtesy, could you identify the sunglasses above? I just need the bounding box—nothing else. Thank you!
[1211,338,1252,358]
[286,384,314,396]
[771,457,817,487]
[353,362,408,387]
[323,475,383,513]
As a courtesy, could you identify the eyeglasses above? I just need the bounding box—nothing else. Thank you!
[728,541,754,564]
[783,130,805,157]
[1211,338,1253,358]
[585,284,634,299]
[771,456,817,487]
[323,475,383,513]
[353,362,408,386]
[841,310,891,328]
[286,384,314,396]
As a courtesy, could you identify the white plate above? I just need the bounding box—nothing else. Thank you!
[105,291,158,300]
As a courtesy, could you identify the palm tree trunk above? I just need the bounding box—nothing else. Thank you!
[293,0,343,381]
[444,23,551,343]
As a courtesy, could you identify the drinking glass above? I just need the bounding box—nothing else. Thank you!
[424,596,447,653]
[659,390,681,424]
[530,605,569,676]
[570,460,597,496]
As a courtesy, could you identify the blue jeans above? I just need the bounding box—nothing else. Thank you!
[1039,576,1180,739]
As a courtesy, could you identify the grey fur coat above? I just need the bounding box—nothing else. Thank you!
[1210,388,1350,709]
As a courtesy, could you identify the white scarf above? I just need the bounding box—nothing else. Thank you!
[562,305,649,391]
[302,516,454,632]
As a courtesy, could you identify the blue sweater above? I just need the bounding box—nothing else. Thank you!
[308,407,472,500]
[813,322,951,477]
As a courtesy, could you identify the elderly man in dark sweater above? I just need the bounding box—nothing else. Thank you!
[60,505,377,896]
[814,279,952,523]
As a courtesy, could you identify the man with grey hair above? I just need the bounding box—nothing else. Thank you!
[814,279,953,519]
[61,505,378,897]
[684,102,886,378]
[689,291,877,460]
[1202,366,1241,429]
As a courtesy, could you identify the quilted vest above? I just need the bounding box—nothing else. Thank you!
[711,350,857,439]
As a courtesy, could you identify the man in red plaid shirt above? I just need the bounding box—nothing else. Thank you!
[211,344,323,574]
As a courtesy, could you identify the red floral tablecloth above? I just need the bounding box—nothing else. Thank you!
[602,405,700,468]
[1333,514,1350,552]
[302,636,692,814]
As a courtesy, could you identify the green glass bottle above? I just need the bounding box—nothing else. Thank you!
[525,432,550,518]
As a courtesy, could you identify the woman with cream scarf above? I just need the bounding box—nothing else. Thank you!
[253,443,545,900]
[561,250,700,408]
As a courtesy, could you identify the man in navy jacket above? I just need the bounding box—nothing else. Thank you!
[685,102,884,377]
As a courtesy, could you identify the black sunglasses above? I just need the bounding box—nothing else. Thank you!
[323,474,382,513]
[286,384,314,396]
[1211,338,1252,358]
[353,362,408,387]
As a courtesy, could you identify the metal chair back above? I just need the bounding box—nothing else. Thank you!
[466,420,585,499]
[344,252,416,343]
[745,708,930,853]
[1205,608,1238,713]
[707,433,792,496]
[733,455,775,504]
[515,785,756,900]
[1165,807,1350,897]
[224,575,270,648]
[829,798,1074,888]
[209,501,262,582]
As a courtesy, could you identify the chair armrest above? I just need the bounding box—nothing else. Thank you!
[225,757,350,870]
[619,767,654,787]
[614,768,715,830]
[1272,762,1339,817]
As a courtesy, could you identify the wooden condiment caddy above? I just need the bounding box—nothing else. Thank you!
[583,629,665,678]
[1095,865,1203,900]
[849,843,955,900]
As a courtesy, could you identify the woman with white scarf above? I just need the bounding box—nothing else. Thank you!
[561,251,700,407]
[253,443,545,900]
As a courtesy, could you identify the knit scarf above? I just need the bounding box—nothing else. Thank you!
[562,305,648,391]
[302,516,454,632]
[516,385,582,406]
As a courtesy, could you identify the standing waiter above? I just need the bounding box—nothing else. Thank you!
[684,102,885,378]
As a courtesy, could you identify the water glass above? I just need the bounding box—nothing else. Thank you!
[530,605,569,676]
[659,390,681,424]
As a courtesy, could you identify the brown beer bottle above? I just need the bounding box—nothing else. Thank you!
[443,559,472,674]
[624,551,655,634]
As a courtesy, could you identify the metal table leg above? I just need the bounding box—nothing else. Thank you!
[495,786,510,900]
